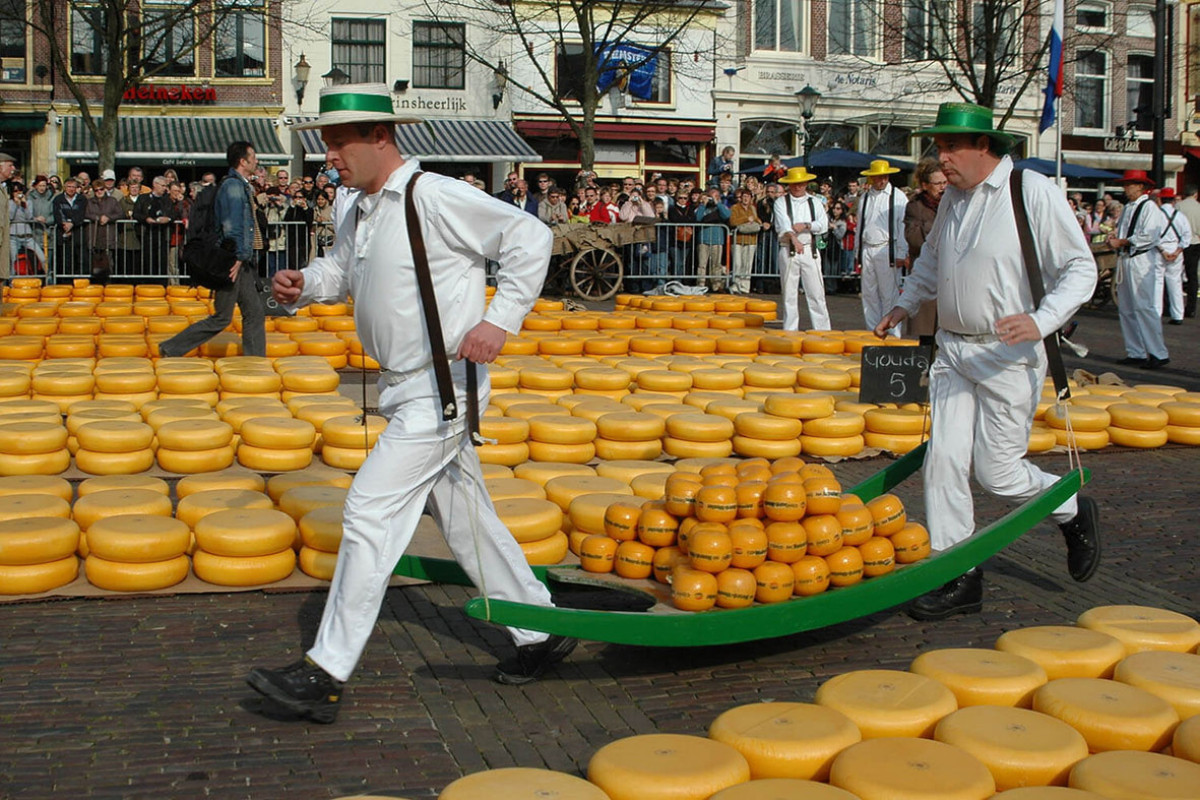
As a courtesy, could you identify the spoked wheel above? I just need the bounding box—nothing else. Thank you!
[570,247,623,301]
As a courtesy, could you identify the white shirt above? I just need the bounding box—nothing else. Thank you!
[1159,203,1193,256]
[773,191,828,251]
[296,159,552,383]
[1174,196,1200,246]
[899,156,1096,338]
[1117,195,1165,257]
[857,184,909,257]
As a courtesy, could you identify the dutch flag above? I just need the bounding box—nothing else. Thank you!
[1039,0,1065,132]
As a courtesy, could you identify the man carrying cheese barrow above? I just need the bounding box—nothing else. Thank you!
[249,84,576,724]
[874,103,1100,621]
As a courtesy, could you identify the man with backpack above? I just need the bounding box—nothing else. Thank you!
[158,141,265,358]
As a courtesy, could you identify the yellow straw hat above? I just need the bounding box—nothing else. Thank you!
[860,159,900,177]
[777,166,819,184]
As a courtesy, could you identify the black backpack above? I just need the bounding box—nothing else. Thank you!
[182,177,237,289]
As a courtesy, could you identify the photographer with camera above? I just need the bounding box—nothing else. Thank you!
[694,186,731,290]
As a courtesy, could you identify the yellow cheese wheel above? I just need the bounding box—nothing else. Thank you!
[485,477,546,502]
[475,442,530,467]
[594,412,666,441]
[278,486,347,522]
[299,506,343,553]
[1033,677,1179,752]
[763,393,836,420]
[192,548,296,586]
[802,412,865,438]
[587,734,751,800]
[519,530,569,565]
[1076,605,1200,655]
[0,474,72,502]
[237,444,314,472]
[1106,426,1168,448]
[1068,750,1200,799]
[175,489,275,530]
[526,440,595,464]
[1161,402,1200,427]
[73,488,173,532]
[1113,650,1200,719]
[730,435,801,460]
[801,434,865,458]
[0,517,80,565]
[0,449,71,476]
[863,408,931,435]
[707,701,861,781]
[440,767,609,800]
[1121,390,1175,407]
[478,416,530,445]
[568,492,642,536]
[319,414,386,449]
[591,437,660,461]
[94,371,157,394]
[574,367,633,391]
[1028,426,1057,453]
[863,431,926,454]
[636,369,693,393]
[518,366,573,391]
[630,471,670,500]
[0,421,69,455]
[221,404,292,434]
[155,419,235,451]
[512,461,596,486]
[527,415,597,445]
[0,555,78,594]
[319,444,369,470]
[86,515,190,563]
[1173,714,1200,763]
[996,626,1127,680]
[298,545,338,580]
[814,669,959,739]
[665,413,735,442]
[219,369,282,394]
[0,493,71,523]
[1165,424,1200,445]
[593,459,673,485]
[742,364,795,389]
[544,475,631,513]
[31,371,95,396]
[66,409,142,436]
[733,412,803,440]
[74,447,156,475]
[933,705,1088,791]
[176,465,265,498]
[84,553,189,592]
[194,508,297,557]
[829,737,995,800]
[910,647,1049,708]
[239,417,317,450]
[156,445,237,474]
[155,370,220,395]
[662,436,734,458]
[1044,405,1111,432]
[993,789,1108,800]
[1106,403,1169,431]
[73,420,155,454]
[796,368,852,391]
[279,369,340,394]
[707,780,861,800]
[1052,427,1109,449]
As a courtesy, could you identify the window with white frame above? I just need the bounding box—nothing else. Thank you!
[1075,1,1110,32]
[827,0,878,58]
[903,0,951,62]
[0,0,27,83]
[1074,50,1107,131]
[1126,6,1154,37]
[141,2,196,77]
[70,4,108,76]
[1126,53,1154,131]
[412,22,465,90]
[755,0,806,52]
[214,0,266,78]
[332,18,385,84]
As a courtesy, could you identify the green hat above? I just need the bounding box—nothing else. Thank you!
[913,102,1015,151]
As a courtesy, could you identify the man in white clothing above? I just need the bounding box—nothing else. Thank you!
[855,159,909,336]
[248,84,574,724]
[773,166,831,331]
[1155,187,1192,326]
[1107,170,1169,369]
[1176,185,1200,318]
[875,103,1099,621]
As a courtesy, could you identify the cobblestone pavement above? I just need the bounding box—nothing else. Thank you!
[1,293,1197,800]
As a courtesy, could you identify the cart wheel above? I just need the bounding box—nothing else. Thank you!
[570,247,623,301]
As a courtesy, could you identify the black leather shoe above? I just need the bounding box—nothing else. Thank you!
[1145,356,1171,370]
[1060,495,1101,582]
[493,635,578,685]
[1119,357,1148,366]
[1168,319,1184,326]
[908,569,983,621]
[247,656,343,723]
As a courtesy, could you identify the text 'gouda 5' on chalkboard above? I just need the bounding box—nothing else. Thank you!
[858,345,933,405]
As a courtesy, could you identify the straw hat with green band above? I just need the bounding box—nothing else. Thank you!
[913,102,1016,152]
[293,83,422,130]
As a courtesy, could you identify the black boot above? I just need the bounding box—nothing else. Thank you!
[1060,495,1101,582]
[247,656,344,723]
[908,568,984,621]
[493,635,578,686]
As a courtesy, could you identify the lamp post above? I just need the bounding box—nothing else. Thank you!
[322,67,349,88]
[293,54,311,106]
[795,85,821,170]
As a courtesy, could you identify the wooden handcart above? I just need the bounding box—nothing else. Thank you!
[549,221,656,302]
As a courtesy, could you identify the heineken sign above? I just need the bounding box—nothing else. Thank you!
[123,85,218,103]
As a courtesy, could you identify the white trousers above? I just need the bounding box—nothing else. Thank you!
[308,365,552,683]
[1117,254,1168,360]
[780,247,830,331]
[860,243,901,336]
[1156,255,1184,321]
[925,331,1077,552]
[731,243,755,294]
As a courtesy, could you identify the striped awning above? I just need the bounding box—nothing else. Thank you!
[292,118,541,163]
[59,116,289,166]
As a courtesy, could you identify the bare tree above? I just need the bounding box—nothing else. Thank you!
[422,0,723,172]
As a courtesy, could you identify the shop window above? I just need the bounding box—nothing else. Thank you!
[645,141,698,165]
[413,21,464,90]
[1074,50,1108,131]
[828,0,879,58]
[808,122,858,152]
[595,141,637,163]
[0,0,26,83]
[868,124,913,156]
[332,18,385,84]
[740,120,796,157]
[142,3,196,77]
[71,4,108,76]
[214,0,265,78]
[755,0,806,53]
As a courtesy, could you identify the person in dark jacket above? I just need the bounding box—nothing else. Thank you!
[52,177,89,276]
[134,176,172,277]
[85,180,122,284]
[284,188,313,269]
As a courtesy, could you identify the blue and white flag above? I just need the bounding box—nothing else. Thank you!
[1039,0,1064,132]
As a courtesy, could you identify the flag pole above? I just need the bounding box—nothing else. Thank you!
[1056,98,1063,189]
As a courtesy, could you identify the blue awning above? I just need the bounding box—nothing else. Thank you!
[291,117,541,163]
[59,115,289,165]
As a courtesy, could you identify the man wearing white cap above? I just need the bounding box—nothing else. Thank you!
[856,159,909,336]
[248,84,572,724]
[772,166,831,330]
[0,153,13,281]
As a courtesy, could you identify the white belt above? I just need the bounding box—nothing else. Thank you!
[379,360,438,386]
[945,330,999,344]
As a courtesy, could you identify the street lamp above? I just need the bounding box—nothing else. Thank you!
[293,54,311,106]
[322,67,349,87]
[795,85,821,170]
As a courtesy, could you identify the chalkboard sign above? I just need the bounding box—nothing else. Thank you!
[859,345,933,405]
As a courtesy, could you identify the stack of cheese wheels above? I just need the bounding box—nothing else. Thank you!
[495,497,569,565]
[1044,404,1111,450]
[192,508,297,586]
[0,416,71,476]
[0,506,81,593]
[1028,420,1057,453]
[1161,400,1200,445]
[815,669,958,739]
[92,358,157,408]
[829,737,995,800]
[0,362,31,400]
[707,702,862,781]
[291,396,360,449]
[73,487,173,559]
[664,412,735,458]
[235,415,315,472]
[73,419,155,475]
[216,357,281,400]
[1105,402,1170,449]
[770,395,858,459]
[295,332,349,369]
[592,411,664,461]
[297,505,344,580]
[176,464,266,500]
[439,768,609,799]
[155,359,221,407]
[265,464,354,504]
[587,734,751,800]
[319,414,385,470]
[65,401,141,456]
[862,408,929,455]
[84,514,191,591]
[30,362,94,412]
[276,361,341,404]
[476,415,531,467]
[278,484,347,526]
[732,411,803,459]
[175,488,274,558]
[156,418,236,474]
[518,365,574,404]
[525,413,597,464]
[573,366,633,401]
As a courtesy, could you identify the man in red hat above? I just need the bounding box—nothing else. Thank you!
[1156,188,1192,325]
[1107,170,1169,367]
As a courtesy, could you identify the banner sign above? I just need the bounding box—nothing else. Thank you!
[595,42,658,100]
